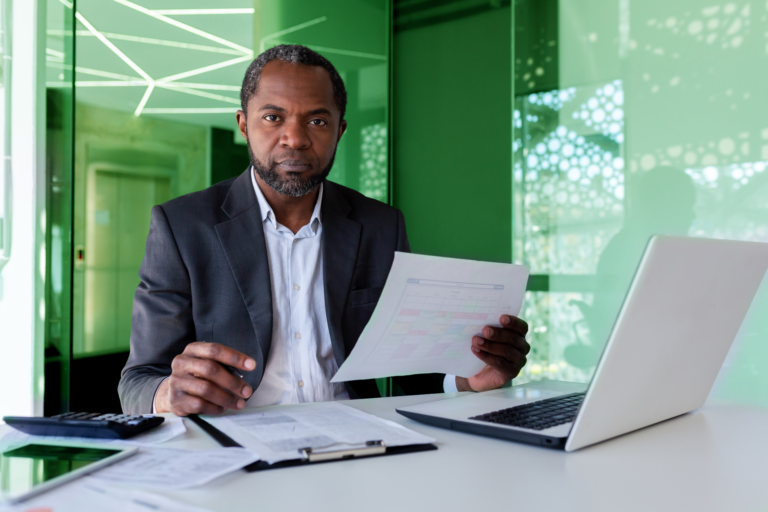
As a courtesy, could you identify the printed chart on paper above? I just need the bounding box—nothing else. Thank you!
[332,252,529,382]
[366,278,507,364]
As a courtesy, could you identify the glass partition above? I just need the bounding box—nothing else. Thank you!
[44,0,76,415]
[513,0,768,406]
[65,0,390,410]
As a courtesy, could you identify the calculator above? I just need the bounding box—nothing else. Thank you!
[2,413,165,439]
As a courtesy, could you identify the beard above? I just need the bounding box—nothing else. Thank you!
[246,132,337,198]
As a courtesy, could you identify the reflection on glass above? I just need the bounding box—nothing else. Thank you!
[44,0,75,414]
[0,444,121,501]
[514,1,768,407]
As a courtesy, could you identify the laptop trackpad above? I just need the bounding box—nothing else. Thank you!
[485,380,588,400]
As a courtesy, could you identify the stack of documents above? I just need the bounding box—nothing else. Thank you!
[205,402,435,464]
[91,447,259,489]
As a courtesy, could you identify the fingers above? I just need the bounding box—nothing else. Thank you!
[172,353,253,400]
[472,336,527,365]
[167,342,257,416]
[500,315,528,336]
[471,344,521,378]
[480,325,530,355]
[183,342,256,373]
[169,374,245,415]
[168,381,227,416]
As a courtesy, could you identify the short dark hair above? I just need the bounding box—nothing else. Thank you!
[240,44,347,120]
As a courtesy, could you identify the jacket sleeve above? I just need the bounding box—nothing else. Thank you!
[389,209,446,396]
[118,205,195,414]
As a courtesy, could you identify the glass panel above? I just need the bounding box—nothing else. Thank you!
[67,1,390,407]
[513,0,768,407]
[44,0,76,415]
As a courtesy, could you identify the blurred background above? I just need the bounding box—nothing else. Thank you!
[1,0,767,415]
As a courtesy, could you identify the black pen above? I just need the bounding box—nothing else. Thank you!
[204,340,244,379]
[224,365,244,379]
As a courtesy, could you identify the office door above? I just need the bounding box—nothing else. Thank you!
[84,170,171,355]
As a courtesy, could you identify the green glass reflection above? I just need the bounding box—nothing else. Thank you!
[0,444,121,500]
[44,0,76,415]
[513,0,768,407]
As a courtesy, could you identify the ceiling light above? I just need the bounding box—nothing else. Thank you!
[260,16,326,52]
[155,84,240,105]
[156,55,252,84]
[152,9,255,15]
[113,0,252,55]
[75,12,153,83]
[134,83,155,116]
[140,108,239,114]
[72,30,244,56]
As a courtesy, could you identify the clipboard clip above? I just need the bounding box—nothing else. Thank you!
[298,440,386,462]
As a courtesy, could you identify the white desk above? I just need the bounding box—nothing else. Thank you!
[6,394,768,512]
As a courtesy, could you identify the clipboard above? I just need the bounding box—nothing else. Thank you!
[187,414,437,472]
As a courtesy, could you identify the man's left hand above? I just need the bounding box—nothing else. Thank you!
[456,314,530,392]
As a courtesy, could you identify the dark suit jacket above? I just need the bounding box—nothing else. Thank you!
[119,169,444,414]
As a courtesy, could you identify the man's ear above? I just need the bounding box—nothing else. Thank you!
[337,119,347,143]
[236,110,248,141]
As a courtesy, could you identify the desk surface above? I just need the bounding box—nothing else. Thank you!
[7,394,768,512]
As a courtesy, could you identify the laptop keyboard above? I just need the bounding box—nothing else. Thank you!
[469,392,586,431]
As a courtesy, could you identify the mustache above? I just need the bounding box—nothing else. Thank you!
[272,152,314,165]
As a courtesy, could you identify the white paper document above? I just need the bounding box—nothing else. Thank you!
[90,446,258,489]
[205,402,435,464]
[2,479,215,512]
[332,252,529,382]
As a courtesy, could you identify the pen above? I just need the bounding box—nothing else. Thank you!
[224,365,244,379]
[204,340,244,379]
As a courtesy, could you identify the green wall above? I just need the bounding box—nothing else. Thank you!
[393,8,512,263]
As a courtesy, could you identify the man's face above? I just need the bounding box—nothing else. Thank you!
[237,60,346,197]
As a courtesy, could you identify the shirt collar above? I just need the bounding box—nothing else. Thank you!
[250,166,324,232]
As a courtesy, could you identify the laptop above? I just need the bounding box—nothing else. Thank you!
[397,236,768,451]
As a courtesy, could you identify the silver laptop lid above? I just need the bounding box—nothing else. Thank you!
[566,236,768,451]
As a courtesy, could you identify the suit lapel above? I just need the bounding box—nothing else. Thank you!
[214,169,273,387]
[322,181,361,368]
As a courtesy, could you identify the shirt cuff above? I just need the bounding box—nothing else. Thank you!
[443,374,458,393]
[152,377,169,414]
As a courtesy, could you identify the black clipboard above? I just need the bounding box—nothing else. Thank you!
[187,414,437,472]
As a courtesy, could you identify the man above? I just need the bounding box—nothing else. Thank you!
[119,45,530,416]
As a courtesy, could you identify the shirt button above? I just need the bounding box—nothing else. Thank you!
[298,380,304,388]
[293,284,300,291]
[293,239,298,243]
[295,333,302,339]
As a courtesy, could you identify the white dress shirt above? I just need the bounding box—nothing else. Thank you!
[248,171,350,406]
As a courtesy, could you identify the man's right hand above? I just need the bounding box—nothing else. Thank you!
[154,342,256,416]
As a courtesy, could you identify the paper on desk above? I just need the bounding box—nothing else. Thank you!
[2,478,215,512]
[332,252,529,382]
[89,446,258,489]
[205,402,435,464]
[0,417,186,452]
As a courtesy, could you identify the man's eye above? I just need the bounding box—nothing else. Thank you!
[264,115,279,122]
[309,119,327,126]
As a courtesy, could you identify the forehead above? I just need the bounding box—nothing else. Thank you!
[250,60,337,114]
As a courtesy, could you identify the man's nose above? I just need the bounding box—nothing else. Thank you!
[280,119,311,150]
